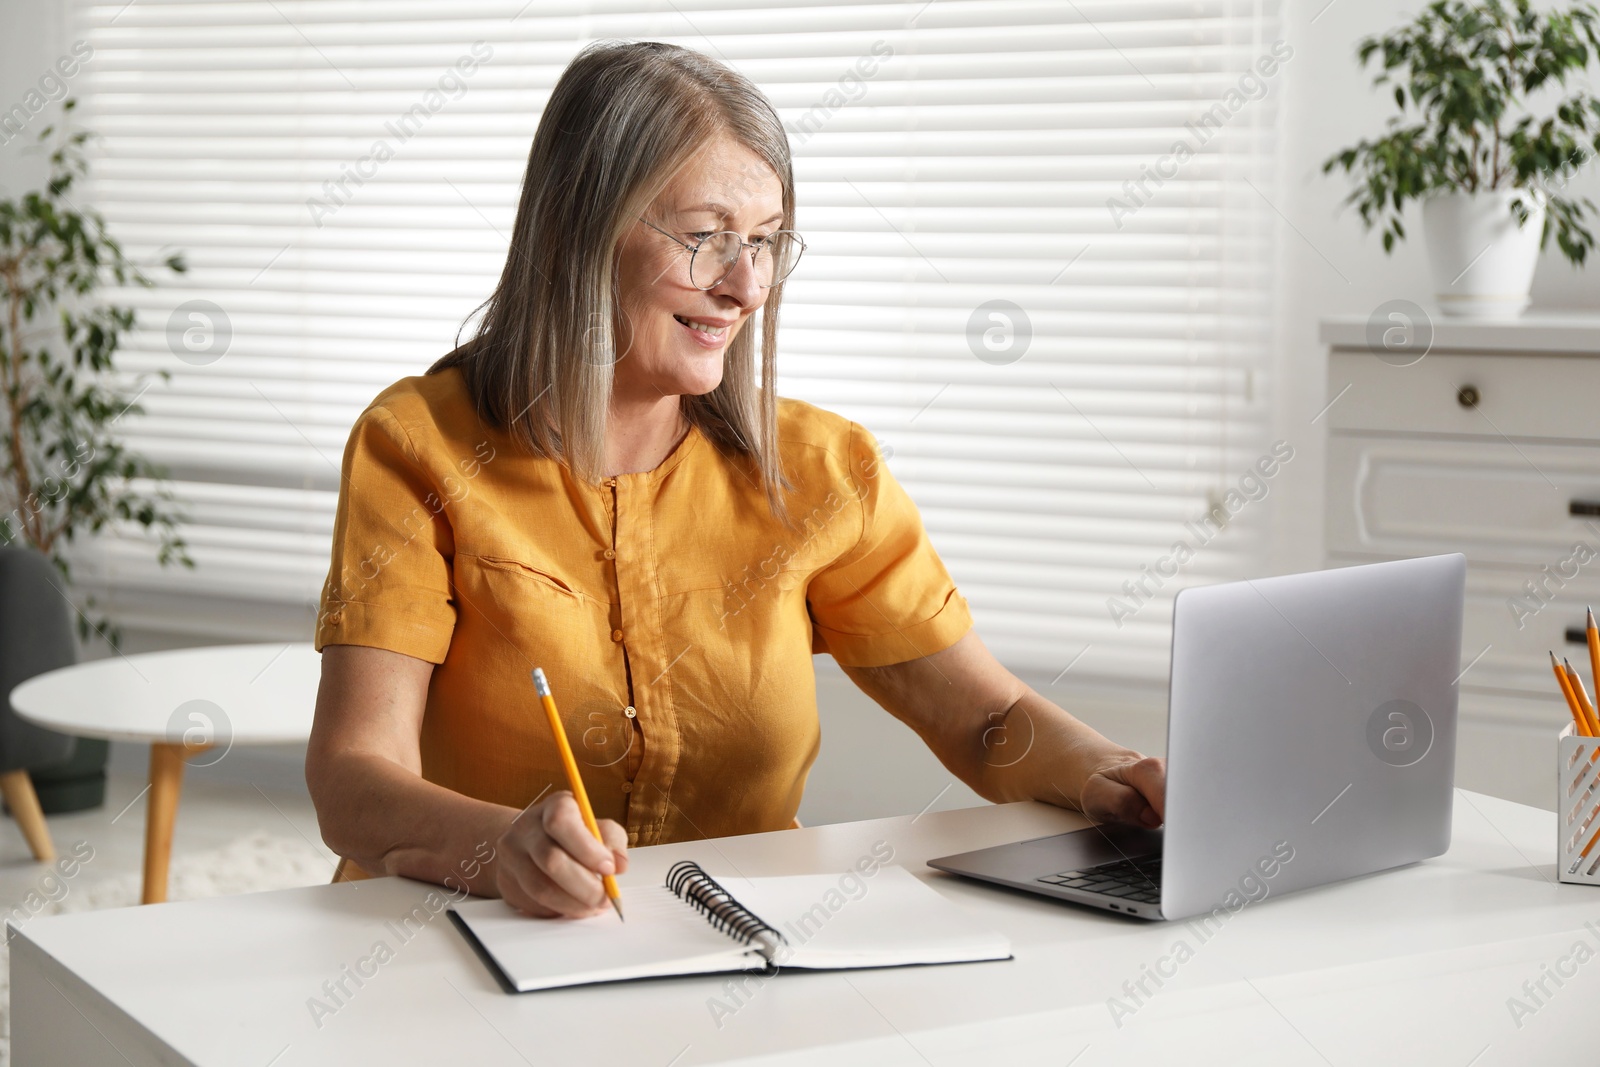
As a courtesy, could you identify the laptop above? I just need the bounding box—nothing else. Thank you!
[928,554,1466,922]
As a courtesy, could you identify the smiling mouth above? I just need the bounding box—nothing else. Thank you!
[674,314,730,338]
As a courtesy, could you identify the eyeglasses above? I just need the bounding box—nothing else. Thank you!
[638,217,805,291]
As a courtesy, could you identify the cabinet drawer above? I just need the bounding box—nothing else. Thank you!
[1326,350,1600,441]
[1326,435,1600,566]
[1459,567,1600,701]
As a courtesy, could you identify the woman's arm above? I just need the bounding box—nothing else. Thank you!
[839,631,1165,827]
[306,644,628,914]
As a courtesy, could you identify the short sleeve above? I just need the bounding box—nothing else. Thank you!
[314,404,457,663]
[806,423,974,667]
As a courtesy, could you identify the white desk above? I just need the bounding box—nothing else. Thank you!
[10,791,1595,1065]
[10,643,319,903]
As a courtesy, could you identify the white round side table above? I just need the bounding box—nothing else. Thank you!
[10,642,320,903]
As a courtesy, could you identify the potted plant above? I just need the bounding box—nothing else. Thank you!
[1323,0,1600,319]
[0,100,191,811]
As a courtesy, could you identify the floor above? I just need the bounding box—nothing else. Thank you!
[0,770,336,908]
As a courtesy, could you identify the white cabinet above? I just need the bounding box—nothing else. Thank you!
[1320,315,1600,727]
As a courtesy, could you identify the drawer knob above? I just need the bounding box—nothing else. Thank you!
[1572,500,1600,518]
[1567,626,1591,645]
[1456,384,1480,409]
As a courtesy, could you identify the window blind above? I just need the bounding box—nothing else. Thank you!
[68,0,1280,684]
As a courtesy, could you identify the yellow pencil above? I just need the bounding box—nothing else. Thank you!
[1588,607,1600,716]
[1566,658,1600,738]
[1553,651,1593,737]
[1578,821,1600,868]
[532,667,624,922]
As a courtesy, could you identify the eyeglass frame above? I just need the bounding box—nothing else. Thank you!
[636,216,805,291]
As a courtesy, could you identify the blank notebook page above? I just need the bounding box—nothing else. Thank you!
[721,866,1012,970]
[451,885,764,992]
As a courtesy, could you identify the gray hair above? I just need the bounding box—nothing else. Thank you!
[433,40,795,521]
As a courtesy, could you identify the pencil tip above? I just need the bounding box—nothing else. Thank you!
[611,898,625,923]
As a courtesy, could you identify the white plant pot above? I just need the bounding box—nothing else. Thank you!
[1421,190,1545,320]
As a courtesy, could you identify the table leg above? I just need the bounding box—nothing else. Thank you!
[0,769,55,862]
[142,742,209,905]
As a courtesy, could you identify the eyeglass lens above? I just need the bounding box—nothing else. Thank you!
[690,231,803,290]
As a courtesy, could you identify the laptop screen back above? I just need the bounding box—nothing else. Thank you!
[1159,554,1465,921]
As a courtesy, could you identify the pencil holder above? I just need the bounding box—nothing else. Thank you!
[1559,724,1600,886]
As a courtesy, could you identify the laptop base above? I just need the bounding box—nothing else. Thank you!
[928,824,1165,920]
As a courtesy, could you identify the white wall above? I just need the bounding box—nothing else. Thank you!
[0,2,69,194]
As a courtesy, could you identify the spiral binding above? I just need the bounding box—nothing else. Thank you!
[665,860,788,957]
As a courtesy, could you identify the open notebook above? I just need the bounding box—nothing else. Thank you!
[449,861,1012,992]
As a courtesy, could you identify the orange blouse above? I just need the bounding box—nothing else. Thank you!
[314,367,973,847]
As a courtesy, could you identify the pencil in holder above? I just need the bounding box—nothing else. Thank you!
[1559,724,1600,886]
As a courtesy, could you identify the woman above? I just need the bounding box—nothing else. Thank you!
[306,41,1165,919]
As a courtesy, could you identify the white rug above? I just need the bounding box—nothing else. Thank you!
[1,832,335,1066]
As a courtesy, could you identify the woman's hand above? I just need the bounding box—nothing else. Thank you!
[1079,753,1166,829]
[493,790,630,918]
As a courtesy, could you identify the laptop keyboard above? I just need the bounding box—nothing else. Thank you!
[1037,856,1162,905]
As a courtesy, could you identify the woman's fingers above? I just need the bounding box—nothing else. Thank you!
[534,796,618,906]
[598,818,629,874]
[1081,782,1139,826]
[492,792,633,918]
[1120,755,1166,822]
[497,848,604,917]
[1081,755,1166,827]
[495,791,635,918]
[540,794,617,875]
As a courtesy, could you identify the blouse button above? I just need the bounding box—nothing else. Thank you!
[611,629,624,643]
[324,610,343,625]
[603,548,616,560]
[604,478,617,488]
[624,706,636,718]
[621,781,633,794]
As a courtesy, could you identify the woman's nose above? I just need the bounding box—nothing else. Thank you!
[710,248,763,308]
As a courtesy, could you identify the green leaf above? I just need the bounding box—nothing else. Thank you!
[1325,0,1600,266]
[0,97,191,623]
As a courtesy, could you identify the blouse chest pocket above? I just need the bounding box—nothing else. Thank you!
[464,553,587,600]
[451,550,611,666]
